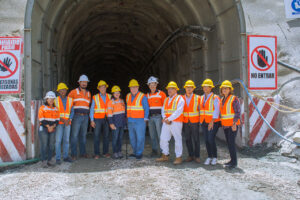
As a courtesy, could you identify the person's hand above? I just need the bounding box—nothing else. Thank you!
[110,124,117,130]
[232,123,237,131]
[90,121,96,128]
[60,118,66,124]
[165,119,172,125]
[208,121,214,131]
[48,126,54,133]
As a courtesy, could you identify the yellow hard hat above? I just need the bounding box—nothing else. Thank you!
[128,79,139,87]
[201,79,215,88]
[97,80,108,88]
[57,82,68,91]
[111,85,121,93]
[184,80,196,89]
[166,81,179,90]
[220,80,234,90]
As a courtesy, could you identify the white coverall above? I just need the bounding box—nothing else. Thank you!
[160,94,185,158]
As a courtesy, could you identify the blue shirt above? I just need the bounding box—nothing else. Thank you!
[60,96,74,120]
[127,93,150,123]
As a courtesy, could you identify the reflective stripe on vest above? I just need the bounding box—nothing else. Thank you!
[126,92,145,118]
[163,95,183,122]
[220,95,240,126]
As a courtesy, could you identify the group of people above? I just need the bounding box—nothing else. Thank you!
[38,75,240,169]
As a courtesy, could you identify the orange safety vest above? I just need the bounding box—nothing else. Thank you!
[93,93,112,119]
[183,94,200,123]
[126,92,145,118]
[38,105,60,124]
[200,93,221,123]
[163,95,184,122]
[220,95,241,126]
[107,99,126,117]
[147,90,166,110]
[68,88,91,111]
[54,96,73,124]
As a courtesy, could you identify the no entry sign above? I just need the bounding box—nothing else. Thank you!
[248,35,277,90]
[0,37,22,94]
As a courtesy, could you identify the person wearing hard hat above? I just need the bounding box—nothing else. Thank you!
[156,81,185,165]
[38,91,60,168]
[107,85,126,159]
[90,80,112,159]
[182,80,201,163]
[68,74,91,160]
[126,79,149,160]
[200,79,221,166]
[54,83,74,164]
[146,76,166,157]
[219,80,241,169]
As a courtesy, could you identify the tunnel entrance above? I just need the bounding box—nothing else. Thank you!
[26,0,246,99]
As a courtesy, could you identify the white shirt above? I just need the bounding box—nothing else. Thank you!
[162,94,185,121]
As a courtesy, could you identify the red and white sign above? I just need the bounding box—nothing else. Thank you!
[248,35,277,90]
[0,37,23,94]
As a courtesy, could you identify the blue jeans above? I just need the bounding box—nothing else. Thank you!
[201,122,220,158]
[148,115,162,152]
[94,118,110,155]
[112,127,124,153]
[128,120,146,156]
[39,126,56,161]
[55,124,71,160]
[71,114,89,156]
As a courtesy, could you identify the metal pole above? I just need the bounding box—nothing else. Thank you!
[236,0,249,146]
[24,0,35,159]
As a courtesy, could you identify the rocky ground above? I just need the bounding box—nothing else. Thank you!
[0,135,299,200]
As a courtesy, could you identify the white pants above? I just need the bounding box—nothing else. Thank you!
[160,122,183,158]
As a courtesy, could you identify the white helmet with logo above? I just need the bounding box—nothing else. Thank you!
[44,91,56,99]
[147,76,159,85]
[78,74,90,82]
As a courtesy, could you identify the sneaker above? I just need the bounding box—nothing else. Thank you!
[128,154,136,159]
[103,153,111,158]
[56,160,61,165]
[211,158,217,165]
[204,158,212,165]
[136,155,143,160]
[112,153,119,159]
[118,152,123,159]
[63,157,73,163]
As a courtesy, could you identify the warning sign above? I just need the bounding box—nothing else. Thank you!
[248,35,277,90]
[0,37,22,94]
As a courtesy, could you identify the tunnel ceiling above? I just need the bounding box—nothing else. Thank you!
[30,0,245,98]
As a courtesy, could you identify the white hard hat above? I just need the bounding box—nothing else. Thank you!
[44,91,56,99]
[147,76,158,84]
[78,74,90,82]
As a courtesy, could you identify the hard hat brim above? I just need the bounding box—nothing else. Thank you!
[184,85,196,89]
[166,86,179,91]
[201,84,215,88]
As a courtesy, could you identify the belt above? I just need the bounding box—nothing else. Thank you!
[75,113,88,116]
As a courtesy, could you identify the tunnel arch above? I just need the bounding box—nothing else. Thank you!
[26,0,246,99]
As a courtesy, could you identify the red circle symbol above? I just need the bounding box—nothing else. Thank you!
[251,45,274,71]
[0,52,18,79]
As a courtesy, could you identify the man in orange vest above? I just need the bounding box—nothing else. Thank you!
[156,81,185,165]
[69,74,91,160]
[200,79,221,166]
[182,80,201,163]
[146,76,166,157]
[54,83,74,164]
[90,80,112,159]
[126,79,149,160]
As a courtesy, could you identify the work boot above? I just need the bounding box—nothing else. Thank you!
[195,158,201,163]
[185,156,194,162]
[173,157,182,165]
[94,155,100,160]
[156,154,169,162]
[47,160,56,167]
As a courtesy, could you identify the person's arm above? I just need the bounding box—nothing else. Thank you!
[69,107,74,120]
[212,97,220,121]
[232,97,241,123]
[142,96,149,120]
[167,96,184,121]
[89,99,95,121]
[107,101,114,124]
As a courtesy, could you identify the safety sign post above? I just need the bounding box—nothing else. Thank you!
[248,35,277,90]
[284,0,300,18]
[0,37,23,94]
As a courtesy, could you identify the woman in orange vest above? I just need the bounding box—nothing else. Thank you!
[200,79,221,166]
[107,86,126,159]
[182,80,201,163]
[219,80,241,169]
[38,91,60,168]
